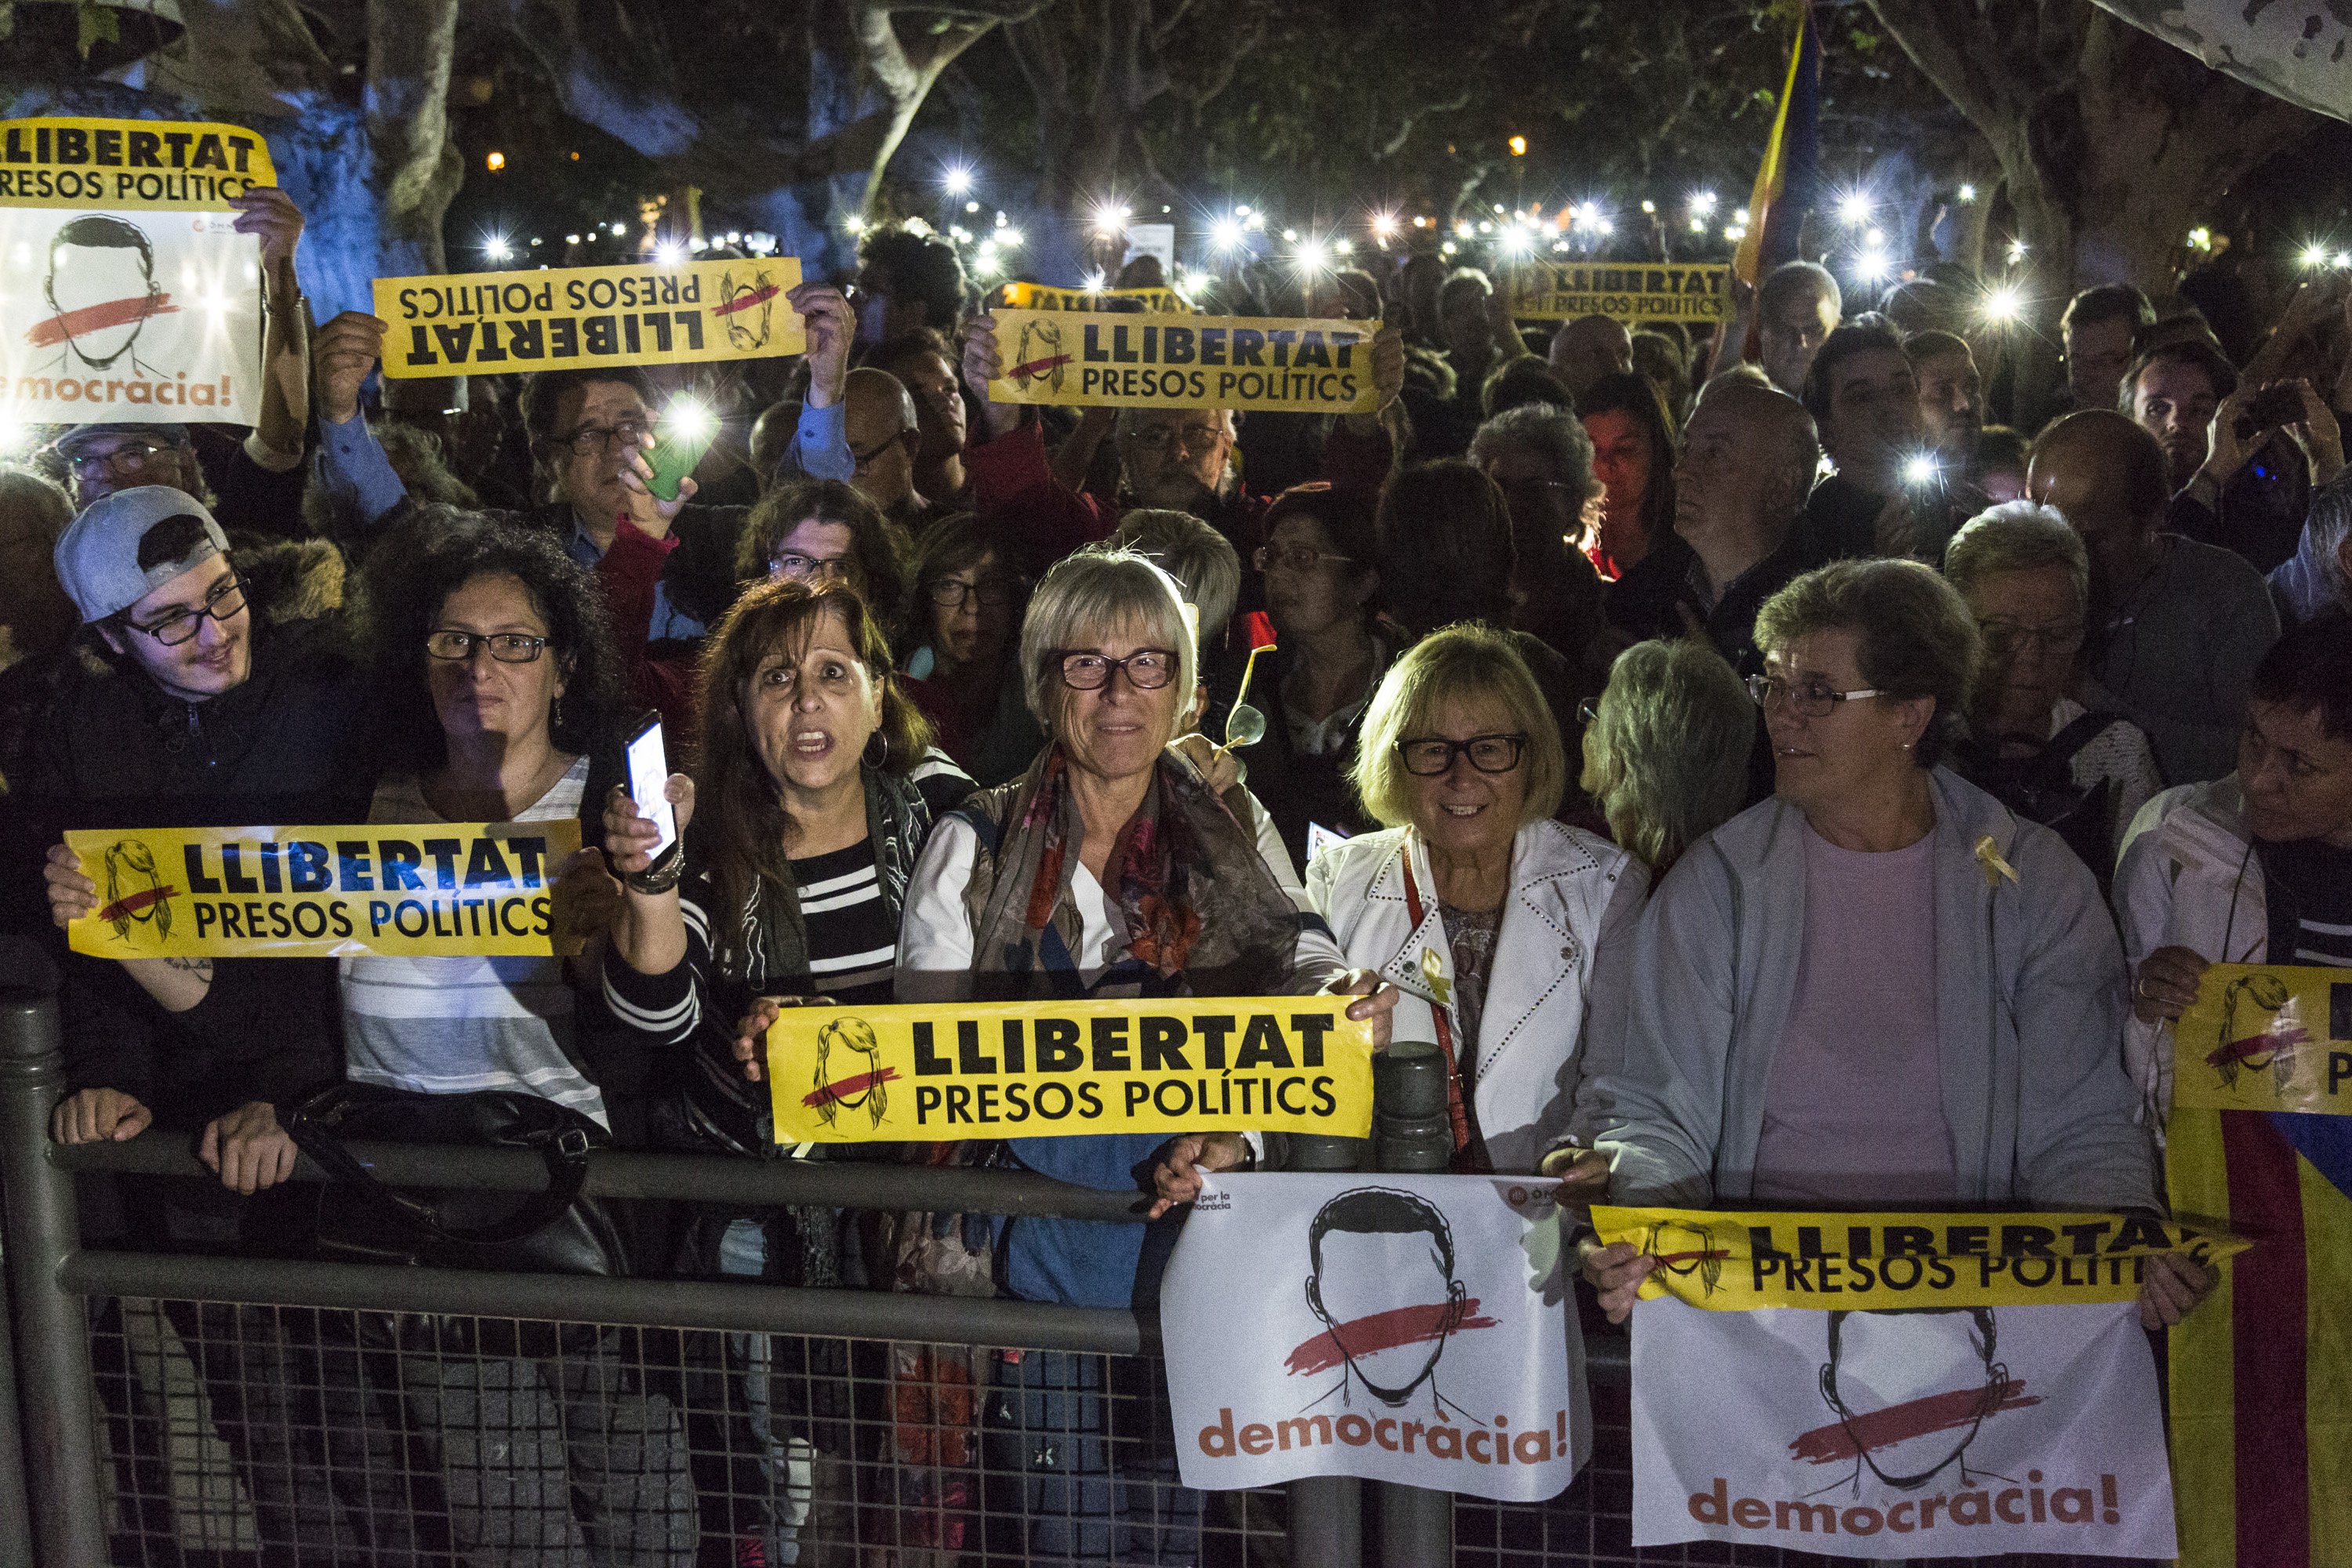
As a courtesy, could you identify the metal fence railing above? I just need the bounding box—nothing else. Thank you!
[0,980,1831,1568]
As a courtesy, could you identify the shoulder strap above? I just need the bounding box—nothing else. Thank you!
[285,1083,596,1247]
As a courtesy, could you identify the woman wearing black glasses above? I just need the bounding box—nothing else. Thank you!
[898,512,1039,784]
[1310,622,1642,1178]
[1577,559,2203,1333]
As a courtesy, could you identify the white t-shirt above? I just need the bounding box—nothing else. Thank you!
[337,758,606,1126]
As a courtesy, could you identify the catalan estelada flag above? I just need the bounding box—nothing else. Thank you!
[2169,1107,2352,1566]
[1735,1,1820,358]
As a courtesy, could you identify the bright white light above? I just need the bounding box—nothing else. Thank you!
[1333,238,1354,256]
[564,233,580,245]
[1370,212,1399,238]
[1723,224,1747,242]
[1981,284,2023,324]
[1595,218,1615,236]
[1734,207,1751,225]
[1690,191,1719,216]
[725,230,742,245]
[1902,453,1941,487]
[1439,241,1457,256]
[1853,252,1889,285]
[1500,227,1534,258]
[1081,270,1107,292]
[482,235,513,262]
[2339,252,2352,269]
[1235,204,1252,216]
[655,241,686,266]
[1493,203,1507,215]
[612,221,627,236]
[1956,183,1977,203]
[688,236,708,252]
[1454,220,1474,239]
[745,231,777,255]
[1838,191,1873,226]
[1282,228,1299,243]
[2302,243,2332,269]
[1477,220,1493,234]
[942,166,973,196]
[1292,237,1331,276]
[997,228,1024,249]
[1243,211,1265,231]
[1640,199,1657,215]
[844,213,866,235]
[664,397,715,441]
[1688,217,1705,234]
[1090,202,1130,235]
[1864,227,1886,249]
[2006,237,2029,263]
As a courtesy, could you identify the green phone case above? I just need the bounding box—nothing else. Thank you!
[646,423,717,503]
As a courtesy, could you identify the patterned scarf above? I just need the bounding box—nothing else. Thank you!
[957,747,1305,1000]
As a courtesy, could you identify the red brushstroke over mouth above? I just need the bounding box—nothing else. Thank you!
[1011,354,1073,381]
[802,1066,901,1108]
[1284,1300,1497,1377]
[93,885,176,924]
[713,283,782,317]
[1788,1380,2039,1464]
[24,292,176,348]
[2207,1027,2307,1069]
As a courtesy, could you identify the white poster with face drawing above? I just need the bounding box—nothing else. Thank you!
[1160,1172,1584,1501]
[0,118,272,428]
[1628,1297,2176,1559]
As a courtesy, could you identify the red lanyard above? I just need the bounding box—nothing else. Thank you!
[1400,857,1474,1156]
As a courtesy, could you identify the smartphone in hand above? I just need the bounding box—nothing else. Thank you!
[624,713,679,861]
[645,397,720,503]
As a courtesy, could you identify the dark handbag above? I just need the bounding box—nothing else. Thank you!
[287,1082,628,1277]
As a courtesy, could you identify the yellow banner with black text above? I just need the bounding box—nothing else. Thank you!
[2170,961,2352,1115]
[1508,262,1730,323]
[372,256,804,378]
[1591,1206,2246,1311]
[0,116,277,209]
[65,822,583,960]
[1000,281,1193,314]
[987,308,1379,414]
[767,996,1375,1142]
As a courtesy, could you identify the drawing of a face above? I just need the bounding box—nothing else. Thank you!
[1811,1308,2012,1491]
[1013,318,1068,394]
[2212,971,2299,1092]
[719,267,776,352]
[811,1016,886,1128]
[38,216,165,369]
[100,840,172,942]
[1302,1187,1468,1408]
[1644,1218,1726,1297]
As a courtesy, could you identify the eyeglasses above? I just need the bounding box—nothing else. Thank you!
[1396,733,1528,775]
[1058,648,1178,691]
[554,419,648,458]
[772,551,855,584]
[129,576,244,646]
[929,575,1022,610]
[1127,423,1227,456]
[68,440,180,481]
[1747,673,1886,717]
[1976,618,2085,657]
[1254,543,1355,575]
[851,432,903,470]
[426,630,549,663]
[1576,699,1601,728]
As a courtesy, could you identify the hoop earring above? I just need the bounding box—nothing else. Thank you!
[862,730,887,768]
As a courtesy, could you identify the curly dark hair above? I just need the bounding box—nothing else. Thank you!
[364,508,626,773]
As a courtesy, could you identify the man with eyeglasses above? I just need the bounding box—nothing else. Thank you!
[956,310,1406,577]
[840,365,935,535]
[20,485,365,1207]
[863,327,971,512]
[307,286,861,651]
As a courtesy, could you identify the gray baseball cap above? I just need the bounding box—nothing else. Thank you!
[53,486,228,624]
[49,423,193,461]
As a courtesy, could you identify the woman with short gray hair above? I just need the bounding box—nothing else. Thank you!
[896,548,1396,1563]
[1944,502,2162,879]
[1577,558,2205,1332]
[1578,639,1755,874]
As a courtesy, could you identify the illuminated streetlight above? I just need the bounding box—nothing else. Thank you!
[485,151,506,172]
[1640,199,1657,215]
[1687,216,1706,234]
[1090,202,1129,236]
[1292,237,1331,276]
[1508,135,1528,157]
[1838,191,1872,227]
[942,166,973,196]
[1853,252,1889,286]
[1690,191,1719,216]
[1956,183,1977,203]
[482,235,513,262]
[2302,243,2332,269]
[1370,212,1399,238]
[1210,216,1245,252]
[844,213,866,235]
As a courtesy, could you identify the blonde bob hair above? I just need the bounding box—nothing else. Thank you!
[1018,548,1198,737]
[1350,622,1566,829]
[1579,640,1755,871]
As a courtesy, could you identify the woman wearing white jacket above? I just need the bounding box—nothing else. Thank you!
[1306,623,1646,1175]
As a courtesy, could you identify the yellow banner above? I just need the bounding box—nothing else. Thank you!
[767,996,1375,1143]
[0,118,276,210]
[1001,281,1192,314]
[1590,1206,2247,1311]
[1508,261,1730,323]
[989,309,1377,415]
[373,256,805,379]
[65,822,582,959]
[2170,961,2352,1115]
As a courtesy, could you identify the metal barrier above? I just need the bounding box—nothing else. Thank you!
[0,981,1821,1568]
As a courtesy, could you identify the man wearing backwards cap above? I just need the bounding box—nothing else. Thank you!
[23,485,361,1200]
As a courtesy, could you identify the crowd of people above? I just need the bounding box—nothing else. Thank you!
[5,186,2350,1563]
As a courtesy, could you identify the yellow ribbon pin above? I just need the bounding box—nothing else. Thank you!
[1974,833,2019,890]
[1420,946,1452,1007]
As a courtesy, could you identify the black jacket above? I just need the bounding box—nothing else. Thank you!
[12,579,376,1129]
